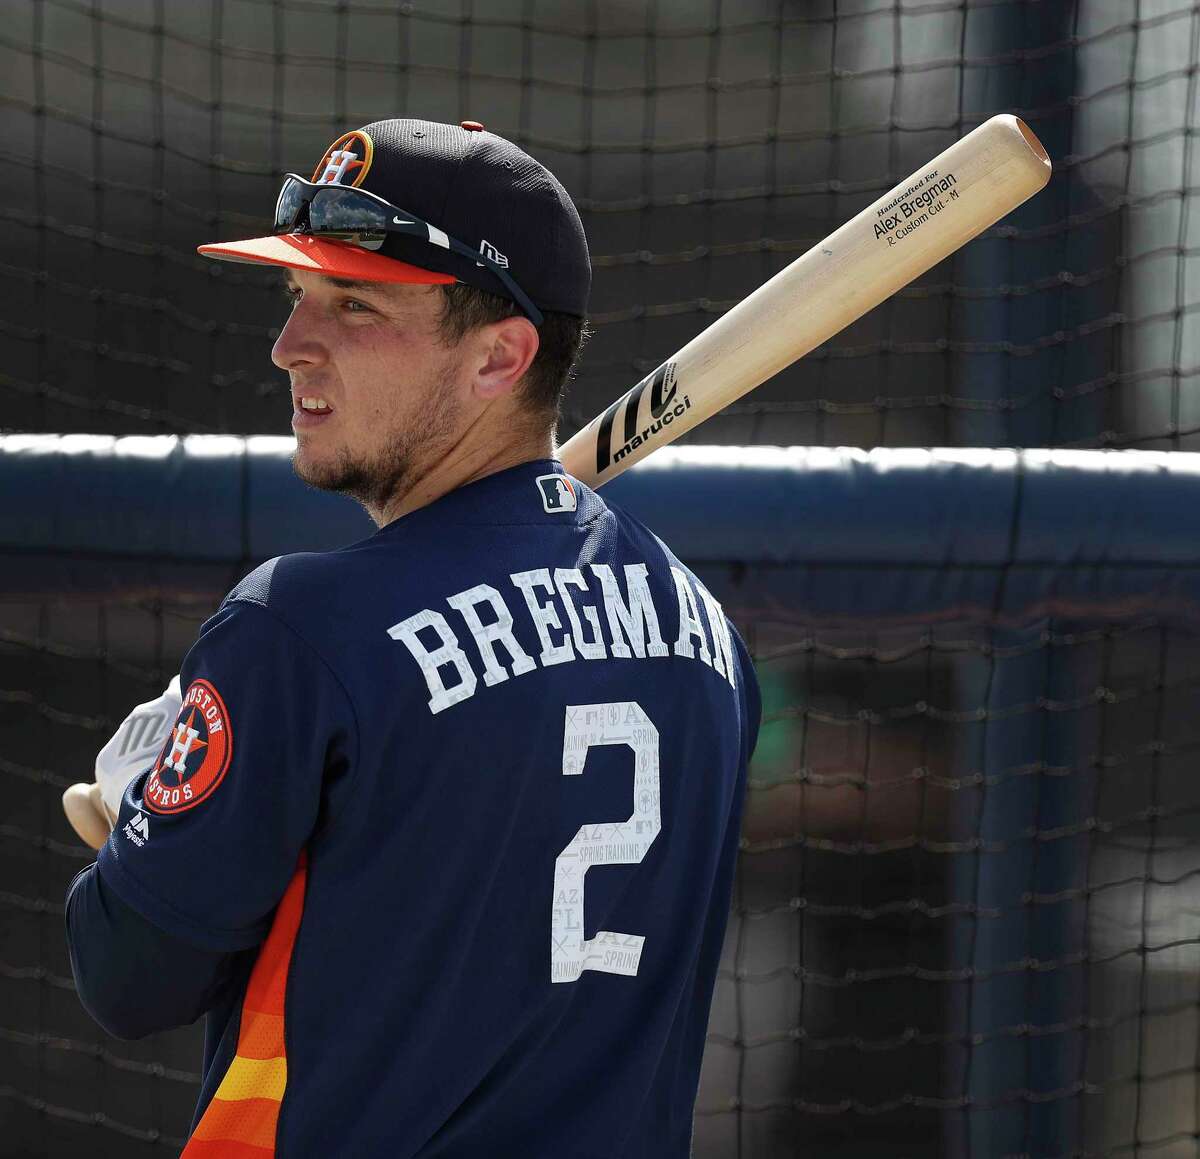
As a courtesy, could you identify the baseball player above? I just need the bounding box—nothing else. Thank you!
[65,118,760,1157]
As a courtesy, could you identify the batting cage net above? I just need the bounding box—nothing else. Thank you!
[5,441,1200,1158]
[4,0,1200,1157]
[3,0,1198,447]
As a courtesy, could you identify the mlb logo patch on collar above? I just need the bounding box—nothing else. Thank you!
[536,474,577,513]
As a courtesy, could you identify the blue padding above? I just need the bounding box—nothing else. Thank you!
[0,436,374,559]
[7,439,1200,624]
[6,439,1200,567]
[605,448,1019,565]
[1015,450,1200,565]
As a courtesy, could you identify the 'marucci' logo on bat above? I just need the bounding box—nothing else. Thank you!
[143,679,234,814]
[595,362,691,475]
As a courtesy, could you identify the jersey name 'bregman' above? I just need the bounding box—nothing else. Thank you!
[389,562,735,714]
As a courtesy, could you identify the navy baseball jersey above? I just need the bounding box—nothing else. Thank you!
[66,459,760,1158]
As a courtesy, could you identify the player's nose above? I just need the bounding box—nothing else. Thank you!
[271,309,330,372]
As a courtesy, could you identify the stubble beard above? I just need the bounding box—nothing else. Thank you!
[292,370,463,516]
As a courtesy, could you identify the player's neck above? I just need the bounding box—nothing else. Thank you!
[370,416,555,528]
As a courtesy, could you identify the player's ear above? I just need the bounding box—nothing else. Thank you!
[470,316,540,402]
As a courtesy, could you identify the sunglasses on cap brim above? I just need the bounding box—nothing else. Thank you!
[273,174,544,327]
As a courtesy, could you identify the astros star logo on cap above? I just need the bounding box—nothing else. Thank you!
[312,129,374,187]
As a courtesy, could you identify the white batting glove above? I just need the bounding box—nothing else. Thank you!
[95,674,182,824]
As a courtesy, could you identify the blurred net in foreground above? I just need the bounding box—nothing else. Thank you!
[2,0,1198,449]
[4,442,1200,1157]
[703,615,1200,1158]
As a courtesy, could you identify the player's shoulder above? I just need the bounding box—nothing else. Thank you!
[218,548,365,622]
[592,487,699,585]
[201,550,387,675]
[597,487,755,653]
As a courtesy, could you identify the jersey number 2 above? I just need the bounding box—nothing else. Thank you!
[551,701,661,984]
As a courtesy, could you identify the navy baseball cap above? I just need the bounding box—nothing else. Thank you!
[198,118,591,319]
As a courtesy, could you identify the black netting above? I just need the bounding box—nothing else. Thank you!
[2,0,1197,447]
[6,2,1200,1156]
[699,612,1200,1157]
[4,566,1200,1156]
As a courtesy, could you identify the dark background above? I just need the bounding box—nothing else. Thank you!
[3,0,1192,450]
[4,1,1200,1156]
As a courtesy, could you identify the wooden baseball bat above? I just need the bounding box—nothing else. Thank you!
[559,113,1051,488]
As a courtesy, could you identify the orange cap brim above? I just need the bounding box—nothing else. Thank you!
[196,233,456,285]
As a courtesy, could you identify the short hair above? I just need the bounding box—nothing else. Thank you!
[434,283,592,422]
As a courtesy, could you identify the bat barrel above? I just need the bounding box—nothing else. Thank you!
[561,114,1052,489]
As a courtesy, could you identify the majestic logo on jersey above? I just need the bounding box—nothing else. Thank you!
[122,810,150,847]
[143,679,233,814]
[536,474,577,513]
[311,129,374,187]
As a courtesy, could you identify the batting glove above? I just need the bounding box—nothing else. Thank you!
[95,674,182,823]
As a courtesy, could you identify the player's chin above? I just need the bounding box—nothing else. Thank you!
[291,441,370,497]
[291,444,343,491]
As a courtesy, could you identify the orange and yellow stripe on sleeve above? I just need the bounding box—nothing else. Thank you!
[181,852,309,1159]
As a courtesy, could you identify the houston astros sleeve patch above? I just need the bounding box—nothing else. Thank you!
[143,679,234,815]
[94,596,358,951]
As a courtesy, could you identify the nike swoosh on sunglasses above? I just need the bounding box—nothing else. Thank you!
[273,174,544,326]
